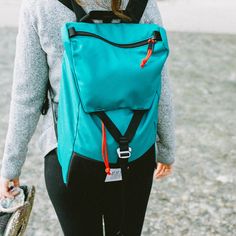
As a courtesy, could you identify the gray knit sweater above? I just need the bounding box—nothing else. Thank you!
[0,0,175,180]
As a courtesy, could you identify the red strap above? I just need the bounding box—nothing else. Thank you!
[102,121,111,175]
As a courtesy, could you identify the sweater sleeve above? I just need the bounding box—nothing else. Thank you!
[141,0,176,165]
[0,0,49,179]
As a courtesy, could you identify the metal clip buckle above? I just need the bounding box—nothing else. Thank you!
[117,147,132,158]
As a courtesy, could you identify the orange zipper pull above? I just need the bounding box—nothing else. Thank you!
[140,38,156,68]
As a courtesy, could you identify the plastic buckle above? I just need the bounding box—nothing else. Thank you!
[117,147,132,158]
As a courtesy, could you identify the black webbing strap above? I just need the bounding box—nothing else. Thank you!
[58,0,86,20]
[41,81,50,116]
[94,112,121,143]
[41,80,58,140]
[58,0,74,12]
[124,110,146,141]
[57,0,92,22]
[70,0,93,22]
[94,110,146,161]
[94,110,145,144]
[123,0,149,23]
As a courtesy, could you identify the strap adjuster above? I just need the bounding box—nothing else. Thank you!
[117,147,132,158]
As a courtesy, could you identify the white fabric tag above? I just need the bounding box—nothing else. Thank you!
[105,168,122,182]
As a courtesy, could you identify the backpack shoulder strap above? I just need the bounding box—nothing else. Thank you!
[58,0,88,22]
[124,0,149,23]
[58,0,73,12]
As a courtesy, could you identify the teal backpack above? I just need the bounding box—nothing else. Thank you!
[41,0,169,185]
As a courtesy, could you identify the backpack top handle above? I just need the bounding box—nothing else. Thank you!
[58,0,148,23]
[79,10,123,23]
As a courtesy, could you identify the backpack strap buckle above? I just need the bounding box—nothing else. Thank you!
[117,147,132,159]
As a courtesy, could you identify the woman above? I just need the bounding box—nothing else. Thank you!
[0,0,175,235]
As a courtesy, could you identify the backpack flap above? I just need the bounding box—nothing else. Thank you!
[62,22,169,113]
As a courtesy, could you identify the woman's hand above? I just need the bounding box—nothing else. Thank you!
[0,177,20,199]
[154,163,173,179]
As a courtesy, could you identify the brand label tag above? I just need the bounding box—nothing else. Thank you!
[105,168,122,182]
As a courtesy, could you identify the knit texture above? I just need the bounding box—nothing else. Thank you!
[0,0,175,180]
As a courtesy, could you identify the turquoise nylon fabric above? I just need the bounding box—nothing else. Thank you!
[57,22,169,184]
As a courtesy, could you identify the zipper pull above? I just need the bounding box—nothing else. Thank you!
[140,38,156,68]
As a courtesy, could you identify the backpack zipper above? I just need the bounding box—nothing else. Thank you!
[68,27,162,67]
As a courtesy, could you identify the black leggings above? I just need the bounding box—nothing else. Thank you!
[44,145,156,236]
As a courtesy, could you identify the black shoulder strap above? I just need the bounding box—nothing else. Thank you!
[58,0,87,21]
[58,0,148,23]
[58,0,73,12]
[124,0,149,23]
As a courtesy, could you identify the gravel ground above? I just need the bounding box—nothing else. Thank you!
[0,28,235,236]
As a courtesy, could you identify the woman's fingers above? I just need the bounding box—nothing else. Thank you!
[0,177,20,199]
[159,168,172,177]
[155,163,164,175]
[155,166,165,178]
[154,163,173,179]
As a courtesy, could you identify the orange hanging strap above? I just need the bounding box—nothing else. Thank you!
[140,39,156,68]
[102,121,111,175]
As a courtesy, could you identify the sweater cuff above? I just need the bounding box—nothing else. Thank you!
[155,142,175,165]
[0,160,21,180]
